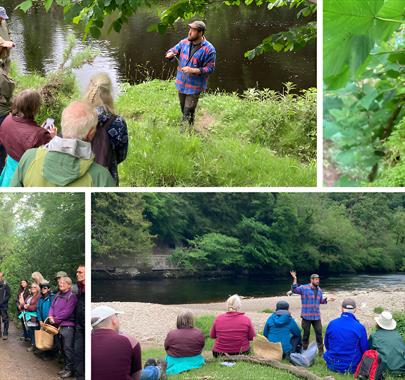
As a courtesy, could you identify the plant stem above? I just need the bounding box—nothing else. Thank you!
[375,17,405,24]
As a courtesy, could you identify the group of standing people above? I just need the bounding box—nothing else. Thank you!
[0,5,128,187]
[0,266,85,379]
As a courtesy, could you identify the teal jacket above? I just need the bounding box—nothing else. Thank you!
[37,293,55,323]
[263,312,301,354]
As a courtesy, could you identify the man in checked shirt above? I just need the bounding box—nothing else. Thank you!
[165,21,216,129]
[290,271,334,355]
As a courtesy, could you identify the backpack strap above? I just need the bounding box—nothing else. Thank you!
[91,115,117,171]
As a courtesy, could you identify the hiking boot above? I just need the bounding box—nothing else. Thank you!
[59,370,73,378]
[26,346,35,352]
[2,335,7,340]
[318,347,324,357]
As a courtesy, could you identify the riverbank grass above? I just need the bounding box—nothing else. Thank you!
[116,80,316,186]
[11,65,316,186]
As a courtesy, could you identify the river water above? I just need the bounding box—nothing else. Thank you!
[4,0,316,93]
[92,273,405,304]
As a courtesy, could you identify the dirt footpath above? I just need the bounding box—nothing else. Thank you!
[92,289,405,348]
[0,321,60,380]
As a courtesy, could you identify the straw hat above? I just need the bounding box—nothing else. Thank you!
[253,334,282,361]
[375,311,397,331]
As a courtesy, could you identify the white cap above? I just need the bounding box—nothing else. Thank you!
[91,305,123,327]
[375,311,396,331]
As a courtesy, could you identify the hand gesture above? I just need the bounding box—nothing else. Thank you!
[165,51,175,59]
[290,270,297,279]
[49,126,57,138]
[181,66,194,74]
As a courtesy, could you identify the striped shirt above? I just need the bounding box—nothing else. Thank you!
[168,37,216,95]
[292,283,327,321]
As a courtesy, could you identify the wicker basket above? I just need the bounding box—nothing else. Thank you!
[42,317,60,336]
[35,328,54,351]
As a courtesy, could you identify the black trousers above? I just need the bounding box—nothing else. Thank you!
[60,326,75,371]
[178,92,200,125]
[74,326,85,379]
[0,307,9,336]
[301,318,323,350]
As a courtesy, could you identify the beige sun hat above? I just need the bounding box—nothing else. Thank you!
[375,311,397,330]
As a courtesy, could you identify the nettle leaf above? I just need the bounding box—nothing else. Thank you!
[324,0,404,90]
[16,0,33,12]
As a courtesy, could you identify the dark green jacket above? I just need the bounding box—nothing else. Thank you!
[11,146,115,187]
[369,329,405,375]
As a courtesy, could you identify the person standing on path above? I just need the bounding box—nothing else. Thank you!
[0,7,15,74]
[0,272,10,339]
[165,20,216,128]
[290,271,329,355]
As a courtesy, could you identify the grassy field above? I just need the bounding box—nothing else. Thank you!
[115,80,316,187]
[10,47,316,187]
[141,313,404,379]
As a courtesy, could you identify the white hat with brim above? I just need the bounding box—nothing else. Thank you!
[375,311,396,331]
[0,8,9,20]
[91,305,123,327]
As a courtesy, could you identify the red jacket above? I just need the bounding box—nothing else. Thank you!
[0,114,52,161]
[210,312,256,353]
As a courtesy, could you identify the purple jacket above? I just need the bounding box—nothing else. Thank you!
[49,289,77,327]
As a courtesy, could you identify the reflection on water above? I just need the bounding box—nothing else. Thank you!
[92,273,405,304]
[4,0,315,93]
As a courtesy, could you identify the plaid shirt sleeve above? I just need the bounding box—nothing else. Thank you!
[292,283,303,294]
[168,40,183,55]
[200,48,216,75]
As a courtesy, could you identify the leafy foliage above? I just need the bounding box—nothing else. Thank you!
[0,193,85,309]
[93,193,405,274]
[17,0,316,58]
[92,193,153,260]
[324,0,404,186]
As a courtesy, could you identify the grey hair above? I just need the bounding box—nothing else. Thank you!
[227,294,242,312]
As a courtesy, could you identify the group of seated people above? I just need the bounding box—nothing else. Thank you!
[16,267,85,379]
[0,68,128,187]
[92,294,405,379]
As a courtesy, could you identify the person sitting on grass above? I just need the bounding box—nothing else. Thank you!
[11,101,115,187]
[210,294,256,357]
[263,300,302,358]
[0,89,56,186]
[369,311,405,376]
[164,311,205,375]
[83,72,128,185]
[91,305,142,380]
[323,298,368,374]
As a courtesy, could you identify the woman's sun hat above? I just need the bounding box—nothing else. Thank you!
[375,311,397,331]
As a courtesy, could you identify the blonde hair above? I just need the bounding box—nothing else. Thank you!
[31,272,45,285]
[61,101,98,140]
[227,294,242,312]
[30,283,40,293]
[83,73,115,114]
